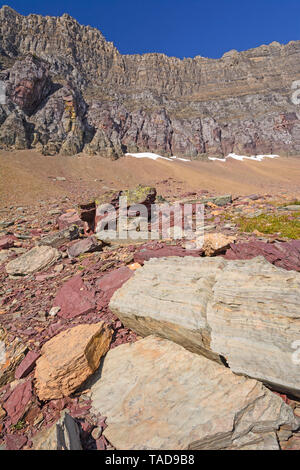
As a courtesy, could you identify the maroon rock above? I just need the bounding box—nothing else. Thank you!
[53,275,96,319]
[225,240,300,272]
[67,236,101,259]
[3,380,33,425]
[0,235,16,250]
[57,210,83,230]
[15,351,40,380]
[5,434,28,450]
[134,246,202,265]
[97,266,134,301]
[97,266,133,291]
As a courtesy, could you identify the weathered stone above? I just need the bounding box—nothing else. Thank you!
[35,322,112,400]
[91,336,298,450]
[97,267,134,303]
[110,256,300,396]
[57,210,84,230]
[283,205,300,211]
[67,236,102,259]
[180,194,232,206]
[204,194,232,206]
[53,275,96,319]
[39,225,80,248]
[5,434,27,450]
[32,411,82,450]
[225,240,300,272]
[202,233,236,255]
[120,185,156,207]
[3,380,33,425]
[134,245,202,265]
[15,350,40,380]
[5,245,60,276]
[0,235,16,250]
[0,328,27,387]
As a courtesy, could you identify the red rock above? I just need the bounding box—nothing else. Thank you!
[225,240,300,272]
[15,350,40,380]
[67,236,101,258]
[57,210,83,230]
[97,267,133,301]
[3,380,33,425]
[0,235,16,250]
[134,245,202,265]
[5,434,27,450]
[53,275,96,319]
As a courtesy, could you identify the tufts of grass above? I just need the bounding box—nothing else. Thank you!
[11,420,26,431]
[236,213,300,239]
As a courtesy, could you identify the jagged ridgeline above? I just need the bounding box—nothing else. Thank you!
[0,5,300,158]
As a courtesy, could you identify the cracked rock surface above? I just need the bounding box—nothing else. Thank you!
[91,335,299,450]
[110,256,300,396]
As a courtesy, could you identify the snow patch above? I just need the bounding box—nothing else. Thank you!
[209,153,280,162]
[126,153,191,162]
[171,156,191,162]
[125,152,173,161]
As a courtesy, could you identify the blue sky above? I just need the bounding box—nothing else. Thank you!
[2,0,300,59]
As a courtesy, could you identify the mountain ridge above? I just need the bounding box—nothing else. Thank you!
[0,5,300,158]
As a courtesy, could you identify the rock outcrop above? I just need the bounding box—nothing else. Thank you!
[91,336,299,450]
[110,256,300,396]
[0,6,300,157]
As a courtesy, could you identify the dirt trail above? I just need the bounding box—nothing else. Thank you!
[0,150,300,206]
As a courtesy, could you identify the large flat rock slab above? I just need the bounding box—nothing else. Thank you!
[91,336,298,450]
[110,256,300,396]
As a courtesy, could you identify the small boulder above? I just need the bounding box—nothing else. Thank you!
[5,245,60,276]
[0,235,16,250]
[39,225,80,248]
[34,322,112,401]
[67,236,102,259]
[57,210,83,230]
[202,233,236,256]
[53,275,96,319]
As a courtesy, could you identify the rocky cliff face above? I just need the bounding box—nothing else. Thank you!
[0,5,300,158]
